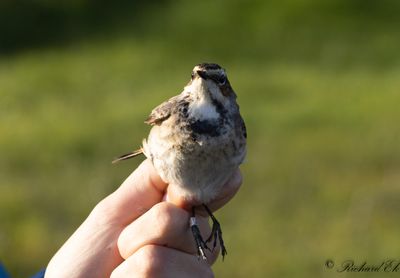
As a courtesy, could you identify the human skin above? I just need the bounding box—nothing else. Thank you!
[45,159,242,278]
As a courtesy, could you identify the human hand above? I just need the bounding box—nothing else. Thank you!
[45,159,242,278]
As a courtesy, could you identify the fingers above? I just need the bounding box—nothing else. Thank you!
[111,245,214,278]
[45,159,166,278]
[97,161,242,226]
[93,159,168,226]
[166,168,243,215]
[118,202,220,264]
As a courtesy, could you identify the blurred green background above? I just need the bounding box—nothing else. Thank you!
[1,0,400,277]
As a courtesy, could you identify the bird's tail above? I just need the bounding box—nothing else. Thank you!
[112,148,144,164]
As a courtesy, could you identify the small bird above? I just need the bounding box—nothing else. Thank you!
[113,63,247,260]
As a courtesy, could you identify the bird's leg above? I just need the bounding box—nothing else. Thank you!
[190,206,208,261]
[203,204,227,260]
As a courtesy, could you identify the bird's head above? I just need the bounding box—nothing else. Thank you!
[183,63,237,121]
[185,63,236,103]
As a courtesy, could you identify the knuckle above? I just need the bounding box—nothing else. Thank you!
[136,245,163,276]
[150,202,181,235]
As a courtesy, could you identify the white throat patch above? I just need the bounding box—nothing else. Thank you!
[186,78,220,121]
[188,99,219,120]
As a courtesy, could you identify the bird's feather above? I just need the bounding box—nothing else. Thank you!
[145,96,178,126]
[112,148,144,163]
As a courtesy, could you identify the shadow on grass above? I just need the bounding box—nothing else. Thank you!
[0,0,168,55]
[1,0,399,59]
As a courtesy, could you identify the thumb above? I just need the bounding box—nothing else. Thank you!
[98,159,168,226]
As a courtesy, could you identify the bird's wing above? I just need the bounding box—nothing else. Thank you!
[234,110,247,139]
[145,96,178,126]
[239,116,247,139]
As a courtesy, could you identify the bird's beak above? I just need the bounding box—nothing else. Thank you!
[196,70,208,80]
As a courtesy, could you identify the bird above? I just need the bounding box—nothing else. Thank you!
[113,63,247,261]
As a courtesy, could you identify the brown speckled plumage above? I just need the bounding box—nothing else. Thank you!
[114,63,247,260]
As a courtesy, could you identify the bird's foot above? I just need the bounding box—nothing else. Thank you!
[203,204,227,260]
[190,216,209,261]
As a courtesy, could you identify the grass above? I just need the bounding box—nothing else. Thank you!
[1,1,400,277]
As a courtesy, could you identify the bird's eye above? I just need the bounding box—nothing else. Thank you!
[191,72,195,80]
[218,75,227,85]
